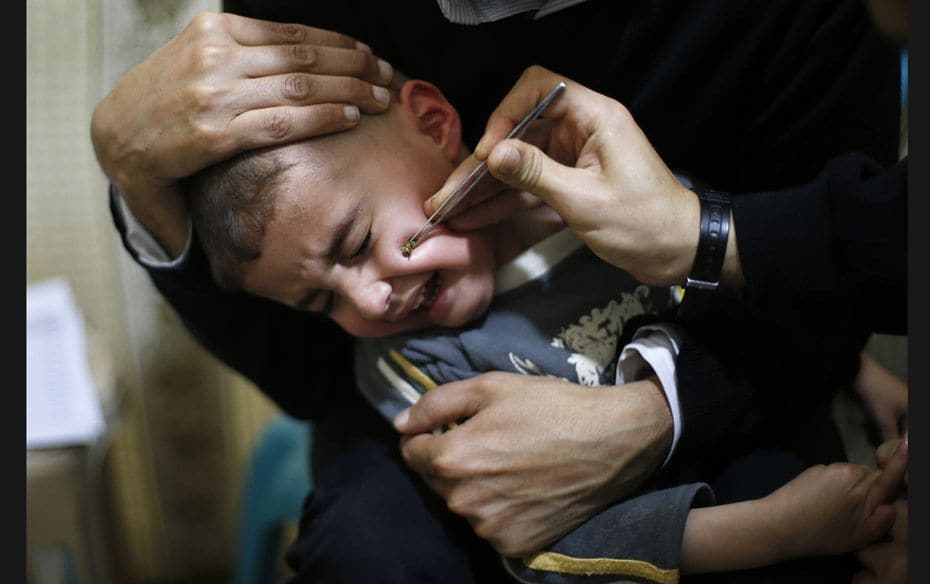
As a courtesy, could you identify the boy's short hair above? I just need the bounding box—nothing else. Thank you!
[186,148,293,290]
[188,75,408,290]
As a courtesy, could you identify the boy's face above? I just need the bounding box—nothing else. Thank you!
[238,84,498,338]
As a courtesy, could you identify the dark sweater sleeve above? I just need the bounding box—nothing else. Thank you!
[658,286,866,474]
[733,153,907,334]
[109,186,356,420]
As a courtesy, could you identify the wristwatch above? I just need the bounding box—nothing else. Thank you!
[685,188,731,291]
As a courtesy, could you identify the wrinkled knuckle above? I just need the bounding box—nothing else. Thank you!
[185,83,220,113]
[283,74,312,101]
[287,43,316,66]
[355,52,378,78]
[520,148,543,188]
[192,44,225,73]
[264,110,294,140]
[273,21,306,42]
[346,77,370,98]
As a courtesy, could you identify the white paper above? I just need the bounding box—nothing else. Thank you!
[27,278,105,448]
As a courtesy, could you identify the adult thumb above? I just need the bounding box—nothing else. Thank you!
[486,139,578,214]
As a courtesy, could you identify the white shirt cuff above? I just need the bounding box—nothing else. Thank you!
[616,323,683,468]
[115,188,192,268]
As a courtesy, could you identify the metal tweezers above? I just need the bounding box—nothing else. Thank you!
[402,81,567,257]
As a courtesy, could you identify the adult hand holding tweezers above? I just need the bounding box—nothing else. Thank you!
[426,64,906,335]
[91,12,394,258]
[423,65,738,288]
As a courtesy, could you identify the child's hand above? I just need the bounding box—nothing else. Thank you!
[854,498,907,584]
[765,442,907,560]
[854,352,908,440]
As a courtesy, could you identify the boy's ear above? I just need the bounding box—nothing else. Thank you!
[398,80,462,162]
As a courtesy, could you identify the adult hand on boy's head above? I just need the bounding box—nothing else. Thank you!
[427,65,705,288]
[393,373,672,557]
[91,12,393,256]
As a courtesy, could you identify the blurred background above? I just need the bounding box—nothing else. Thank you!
[27,1,289,582]
[25,1,907,583]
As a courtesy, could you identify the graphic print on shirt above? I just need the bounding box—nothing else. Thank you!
[509,285,653,386]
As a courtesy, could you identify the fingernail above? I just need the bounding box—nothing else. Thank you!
[356,40,372,53]
[373,85,391,105]
[393,409,409,430]
[378,59,393,82]
[492,143,521,176]
[343,105,359,122]
[475,136,489,157]
[424,196,438,214]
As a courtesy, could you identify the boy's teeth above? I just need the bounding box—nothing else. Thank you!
[412,288,426,311]
[411,273,438,313]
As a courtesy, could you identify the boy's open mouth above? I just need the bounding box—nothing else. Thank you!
[411,272,441,312]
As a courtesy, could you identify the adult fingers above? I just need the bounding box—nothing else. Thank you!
[474,65,582,159]
[242,44,393,86]
[398,432,467,496]
[445,189,545,231]
[228,104,363,151]
[424,120,550,218]
[393,379,488,435]
[235,73,392,113]
[485,138,595,222]
[223,12,364,50]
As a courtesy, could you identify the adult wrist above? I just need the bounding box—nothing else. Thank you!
[685,188,731,291]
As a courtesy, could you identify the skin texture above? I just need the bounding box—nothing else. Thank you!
[424,65,722,288]
[226,79,674,555]
[853,437,908,584]
[90,12,394,257]
[237,80,513,338]
[681,440,906,573]
[394,374,673,557]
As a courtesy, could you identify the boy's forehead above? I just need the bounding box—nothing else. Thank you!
[271,155,364,248]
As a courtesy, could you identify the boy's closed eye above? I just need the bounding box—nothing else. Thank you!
[351,228,373,260]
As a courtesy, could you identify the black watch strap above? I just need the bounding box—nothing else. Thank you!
[685,188,731,291]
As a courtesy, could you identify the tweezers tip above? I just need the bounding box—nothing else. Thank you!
[401,240,415,257]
